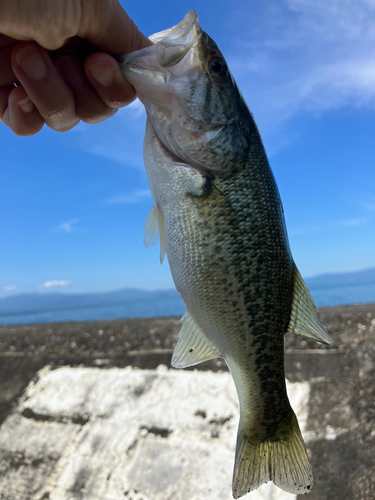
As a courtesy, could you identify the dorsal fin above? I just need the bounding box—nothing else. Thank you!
[172,310,222,368]
[143,205,167,264]
[287,265,330,345]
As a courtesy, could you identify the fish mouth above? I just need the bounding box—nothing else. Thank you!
[150,10,198,68]
[117,11,200,83]
[150,10,197,44]
[117,12,223,174]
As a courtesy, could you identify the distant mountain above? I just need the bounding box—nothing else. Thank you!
[0,288,179,315]
[304,267,375,288]
[0,268,374,318]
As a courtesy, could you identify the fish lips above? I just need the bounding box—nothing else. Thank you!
[117,10,200,92]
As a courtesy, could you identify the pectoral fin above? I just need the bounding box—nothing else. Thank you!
[172,310,222,368]
[143,205,159,248]
[287,265,330,345]
[143,205,167,264]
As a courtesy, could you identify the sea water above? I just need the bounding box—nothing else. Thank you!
[0,281,374,326]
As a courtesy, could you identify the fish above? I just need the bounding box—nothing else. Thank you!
[117,11,330,498]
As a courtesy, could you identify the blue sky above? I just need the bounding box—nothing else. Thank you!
[1,0,375,296]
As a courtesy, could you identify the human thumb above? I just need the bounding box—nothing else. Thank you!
[79,0,152,54]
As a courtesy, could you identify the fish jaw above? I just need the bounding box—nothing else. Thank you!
[118,11,217,173]
[118,12,253,178]
[118,11,201,102]
[149,10,198,44]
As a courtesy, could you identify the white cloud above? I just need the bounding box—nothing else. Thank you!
[227,0,375,130]
[106,189,151,204]
[90,145,145,168]
[3,285,16,291]
[43,280,70,288]
[288,215,368,235]
[341,218,366,226]
[54,218,80,233]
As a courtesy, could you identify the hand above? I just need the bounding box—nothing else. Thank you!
[0,0,152,136]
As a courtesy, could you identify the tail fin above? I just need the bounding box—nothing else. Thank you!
[232,412,313,498]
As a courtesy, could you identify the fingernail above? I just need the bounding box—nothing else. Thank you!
[88,62,114,86]
[18,96,35,114]
[15,45,47,80]
[86,108,118,124]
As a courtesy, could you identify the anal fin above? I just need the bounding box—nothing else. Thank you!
[172,310,222,368]
[287,265,330,345]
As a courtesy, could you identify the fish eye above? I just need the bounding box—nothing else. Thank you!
[207,56,228,82]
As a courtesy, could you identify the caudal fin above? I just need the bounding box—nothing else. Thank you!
[232,413,313,498]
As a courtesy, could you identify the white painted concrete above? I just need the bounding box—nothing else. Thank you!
[0,365,310,500]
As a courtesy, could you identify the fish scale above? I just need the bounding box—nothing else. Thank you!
[118,10,330,498]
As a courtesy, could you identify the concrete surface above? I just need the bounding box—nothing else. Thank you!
[0,365,309,500]
[0,303,374,499]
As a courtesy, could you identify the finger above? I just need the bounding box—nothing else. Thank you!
[11,41,79,132]
[0,85,44,136]
[0,84,14,121]
[0,34,14,49]
[0,43,18,86]
[56,55,116,124]
[80,0,152,54]
[84,53,136,109]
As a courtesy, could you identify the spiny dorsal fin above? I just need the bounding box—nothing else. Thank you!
[143,205,167,264]
[287,265,330,345]
[172,310,222,368]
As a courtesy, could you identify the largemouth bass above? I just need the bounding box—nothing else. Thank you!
[118,11,330,498]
